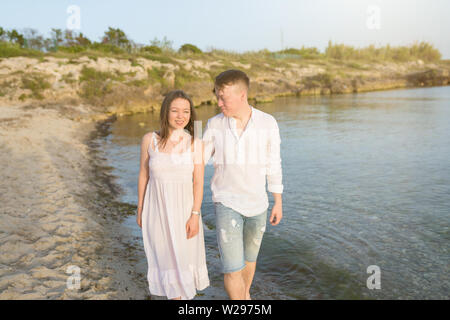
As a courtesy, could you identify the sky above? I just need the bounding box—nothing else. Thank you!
[1,0,449,58]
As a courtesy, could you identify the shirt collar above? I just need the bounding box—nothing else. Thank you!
[249,105,256,123]
[228,105,256,124]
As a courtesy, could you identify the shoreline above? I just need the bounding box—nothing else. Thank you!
[108,84,450,121]
[105,82,450,120]
[0,103,149,299]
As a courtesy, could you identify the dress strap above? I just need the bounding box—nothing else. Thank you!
[152,132,159,152]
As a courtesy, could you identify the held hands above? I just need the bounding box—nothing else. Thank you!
[186,213,200,239]
[269,202,283,226]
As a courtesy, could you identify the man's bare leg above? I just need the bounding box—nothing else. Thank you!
[224,269,246,300]
[242,261,256,300]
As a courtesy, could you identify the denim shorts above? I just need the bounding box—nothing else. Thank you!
[214,202,268,274]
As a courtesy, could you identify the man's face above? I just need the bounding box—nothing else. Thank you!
[215,83,245,117]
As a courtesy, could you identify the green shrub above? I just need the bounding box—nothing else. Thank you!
[79,66,116,82]
[0,79,14,96]
[277,47,322,59]
[174,67,199,88]
[140,45,162,54]
[88,42,125,55]
[179,43,202,54]
[21,73,51,99]
[147,67,169,88]
[126,79,148,87]
[128,57,143,68]
[58,45,87,54]
[409,41,441,62]
[325,40,442,62]
[67,58,81,64]
[0,41,43,58]
[61,72,76,84]
[78,66,117,101]
[140,53,174,64]
[345,62,368,70]
[278,48,301,55]
[391,47,410,62]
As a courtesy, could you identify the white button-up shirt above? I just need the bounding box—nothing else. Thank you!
[202,106,283,217]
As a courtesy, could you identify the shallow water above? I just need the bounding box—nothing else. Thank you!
[100,86,450,299]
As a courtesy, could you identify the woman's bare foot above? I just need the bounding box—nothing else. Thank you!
[246,292,251,300]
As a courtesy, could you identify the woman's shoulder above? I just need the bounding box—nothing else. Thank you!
[142,131,157,152]
[142,131,156,142]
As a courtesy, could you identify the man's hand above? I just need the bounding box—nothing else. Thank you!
[186,214,200,239]
[269,202,282,226]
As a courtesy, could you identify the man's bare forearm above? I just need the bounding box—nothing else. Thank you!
[272,192,282,205]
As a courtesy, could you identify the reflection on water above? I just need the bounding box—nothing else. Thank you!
[102,86,450,299]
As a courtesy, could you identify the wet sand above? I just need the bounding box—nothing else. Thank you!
[0,103,150,299]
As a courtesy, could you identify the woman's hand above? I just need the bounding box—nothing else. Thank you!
[186,214,200,239]
[136,209,142,228]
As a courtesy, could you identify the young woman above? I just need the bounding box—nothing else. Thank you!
[136,90,209,300]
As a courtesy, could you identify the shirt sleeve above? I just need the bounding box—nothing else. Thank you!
[266,117,283,194]
[202,118,215,165]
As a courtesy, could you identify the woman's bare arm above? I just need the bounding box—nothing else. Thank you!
[186,138,204,239]
[192,138,205,213]
[137,133,152,217]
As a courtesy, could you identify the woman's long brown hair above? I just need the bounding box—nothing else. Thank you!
[157,90,196,150]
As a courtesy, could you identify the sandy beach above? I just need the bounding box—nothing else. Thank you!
[0,102,151,299]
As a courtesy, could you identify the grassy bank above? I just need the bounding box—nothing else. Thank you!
[1,26,449,118]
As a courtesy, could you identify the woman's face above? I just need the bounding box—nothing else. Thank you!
[168,98,191,131]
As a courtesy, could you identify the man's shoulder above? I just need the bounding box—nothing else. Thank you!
[206,112,225,127]
[252,106,278,125]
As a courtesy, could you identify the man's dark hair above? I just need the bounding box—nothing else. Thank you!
[214,69,250,93]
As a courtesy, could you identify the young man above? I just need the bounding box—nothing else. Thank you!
[202,69,283,300]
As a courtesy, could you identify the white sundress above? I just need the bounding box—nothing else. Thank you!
[141,131,210,300]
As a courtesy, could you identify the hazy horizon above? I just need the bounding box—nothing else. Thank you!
[1,0,449,58]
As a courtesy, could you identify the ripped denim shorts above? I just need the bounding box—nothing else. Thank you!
[214,202,268,274]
